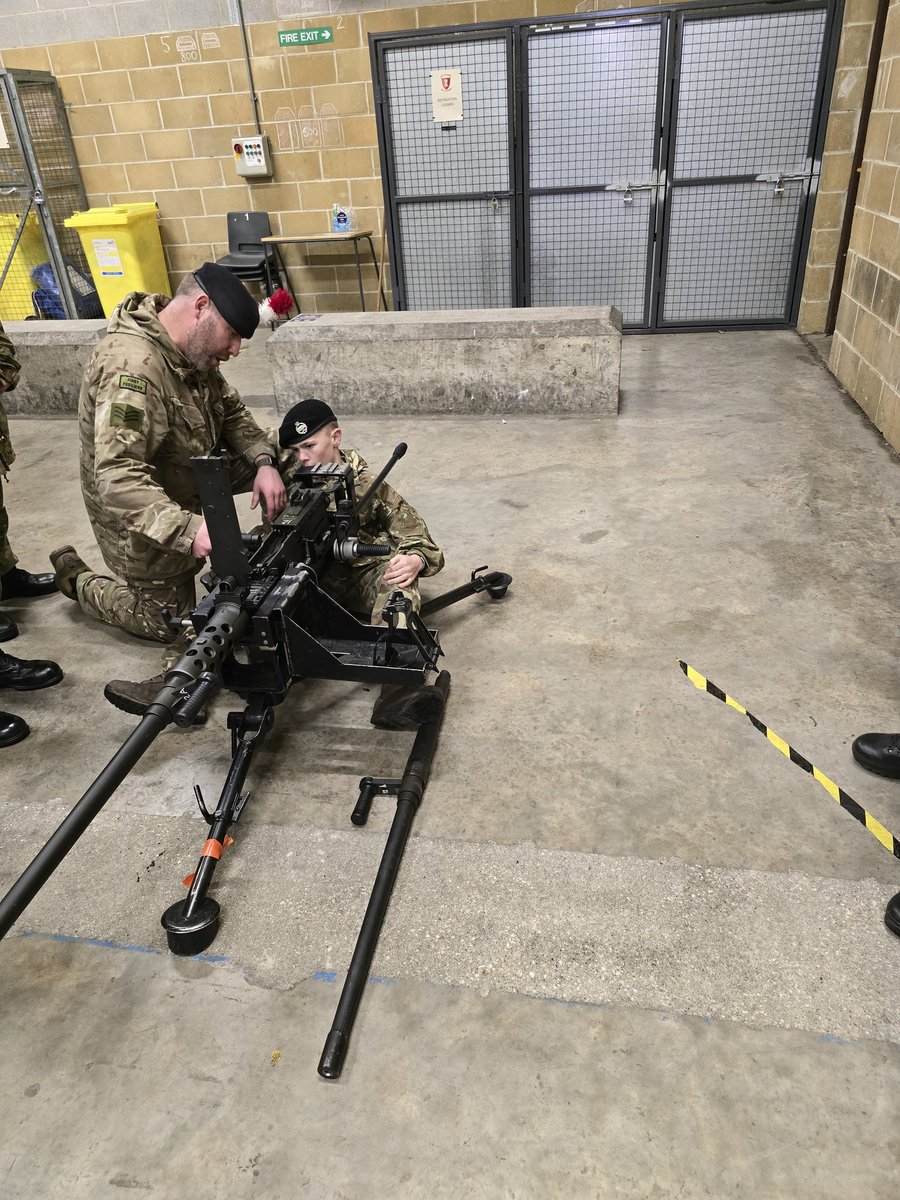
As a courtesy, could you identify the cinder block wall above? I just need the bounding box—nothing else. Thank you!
[0,1,876,327]
[830,0,900,451]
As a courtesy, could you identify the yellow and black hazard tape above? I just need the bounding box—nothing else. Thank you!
[679,661,900,861]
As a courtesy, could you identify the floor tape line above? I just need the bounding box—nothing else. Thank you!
[679,661,900,861]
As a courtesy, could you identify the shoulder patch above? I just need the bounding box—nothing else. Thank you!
[118,373,148,395]
[110,402,144,432]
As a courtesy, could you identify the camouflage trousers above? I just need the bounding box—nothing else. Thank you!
[75,572,196,644]
[0,474,18,583]
[74,455,259,667]
[324,557,421,623]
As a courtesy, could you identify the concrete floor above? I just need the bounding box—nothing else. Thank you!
[0,330,898,1198]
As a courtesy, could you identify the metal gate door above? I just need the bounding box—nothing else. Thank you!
[373,2,835,328]
[0,70,101,321]
[376,30,516,309]
[658,5,830,325]
[524,16,665,326]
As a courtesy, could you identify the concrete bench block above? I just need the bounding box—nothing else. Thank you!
[269,307,621,416]
[2,319,107,414]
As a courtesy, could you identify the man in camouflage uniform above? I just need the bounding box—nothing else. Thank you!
[50,263,286,717]
[0,321,64,748]
[278,398,445,730]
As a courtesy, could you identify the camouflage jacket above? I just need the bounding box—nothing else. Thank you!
[79,292,274,587]
[0,320,21,475]
[289,447,444,576]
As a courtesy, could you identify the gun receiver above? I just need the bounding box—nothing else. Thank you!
[0,441,512,1077]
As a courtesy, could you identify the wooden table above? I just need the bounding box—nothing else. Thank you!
[261,230,388,312]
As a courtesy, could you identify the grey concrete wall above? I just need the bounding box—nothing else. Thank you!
[3,319,106,414]
[268,307,622,416]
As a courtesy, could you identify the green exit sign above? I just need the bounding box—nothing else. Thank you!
[278,27,334,47]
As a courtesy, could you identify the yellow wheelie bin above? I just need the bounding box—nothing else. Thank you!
[64,202,170,317]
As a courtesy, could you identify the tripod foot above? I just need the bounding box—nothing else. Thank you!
[161,897,221,956]
[486,572,512,600]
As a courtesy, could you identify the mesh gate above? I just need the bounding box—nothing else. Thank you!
[660,8,829,324]
[0,70,101,321]
[378,32,515,309]
[526,20,663,325]
[373,2,835,329]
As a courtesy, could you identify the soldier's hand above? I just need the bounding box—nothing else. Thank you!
[192,521,213,559]
[383,553,424,589]
[251,465,287,517]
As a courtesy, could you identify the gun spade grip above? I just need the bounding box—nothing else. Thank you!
[352,779,376,826]
[172,672,218,728]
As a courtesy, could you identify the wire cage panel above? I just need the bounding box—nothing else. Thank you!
[0,73,100,320]
[384,38,511,198]
[15,78,100,317]
[398,199,512,309]
[528,23,661,190]
[662,181,808,323]
[530,191,652,324]
[674,10,828,179]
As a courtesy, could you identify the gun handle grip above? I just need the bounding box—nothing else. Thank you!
[351,779,376,826]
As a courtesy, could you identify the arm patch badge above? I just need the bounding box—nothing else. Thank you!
[110,402,145,432]
[118,374,148,395]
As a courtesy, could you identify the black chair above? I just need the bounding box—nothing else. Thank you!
[215,212,299,312]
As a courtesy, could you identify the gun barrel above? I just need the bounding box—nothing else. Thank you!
[318,669,451,1079]
[0,598,248,943]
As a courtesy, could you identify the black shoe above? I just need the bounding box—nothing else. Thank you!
[852,733,900,780]
[0,566,58,598]
[0,650,63,691]
[371,682,445,731]
[0,612,18,642]
[0,710,29,747]
[885,892,900,938]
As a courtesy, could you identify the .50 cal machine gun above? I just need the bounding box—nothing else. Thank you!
[0,442,511,1077]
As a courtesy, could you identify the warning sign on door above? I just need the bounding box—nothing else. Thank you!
[431,69,463,122]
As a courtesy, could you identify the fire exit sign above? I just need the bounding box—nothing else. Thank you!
[278,27,333,47]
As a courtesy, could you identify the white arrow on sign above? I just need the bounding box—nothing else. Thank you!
[322,30,332,39]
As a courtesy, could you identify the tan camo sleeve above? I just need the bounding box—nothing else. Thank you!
[92,373,202,555]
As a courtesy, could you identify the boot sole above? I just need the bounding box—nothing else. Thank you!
[103,684,149,716]
[852,745,900,779]
[0,669,64,691]
[103,684,207,725]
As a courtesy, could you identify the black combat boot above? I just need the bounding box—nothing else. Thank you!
[0,710,29,747]
[0,650,63,690]
[0,611,18,641]
[0,566,57,598]
[852,732,900,780]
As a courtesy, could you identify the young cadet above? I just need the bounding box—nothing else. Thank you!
[278,398,445,730]
[50,263,286,717]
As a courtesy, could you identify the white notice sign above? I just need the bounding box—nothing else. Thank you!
[431,69,463,122]
[0,111,8,150]
[93,237,123,276]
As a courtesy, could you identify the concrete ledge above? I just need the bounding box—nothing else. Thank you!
[2,319,107,415]
[269,307,621,416]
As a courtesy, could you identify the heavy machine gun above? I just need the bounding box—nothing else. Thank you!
[0,443,511,1077]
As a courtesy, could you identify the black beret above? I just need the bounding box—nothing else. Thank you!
[193,262,259,340]
[278,398,338,447]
